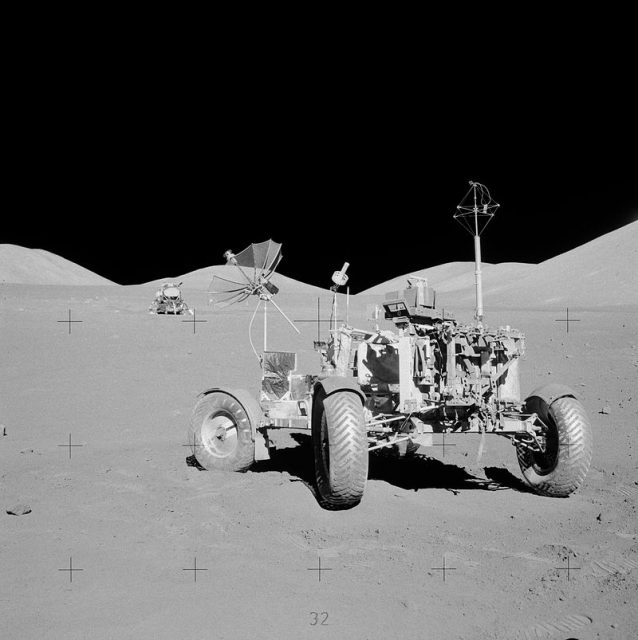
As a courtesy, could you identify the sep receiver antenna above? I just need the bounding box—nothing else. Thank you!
[209,239,300,362]
[453,181,499,325]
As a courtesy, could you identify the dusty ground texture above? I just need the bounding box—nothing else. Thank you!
[1,283,637,640]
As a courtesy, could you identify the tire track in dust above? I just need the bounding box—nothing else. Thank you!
[617,485,637,499]
[589,554,638,577]
[484,547,555,565]
[517,613,592,639]
[486,546,638,579]
[277,532,397,569]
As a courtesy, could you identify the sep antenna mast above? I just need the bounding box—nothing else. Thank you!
[453,181,499,325]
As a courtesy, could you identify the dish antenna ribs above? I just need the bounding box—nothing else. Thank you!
[209,239,300,362]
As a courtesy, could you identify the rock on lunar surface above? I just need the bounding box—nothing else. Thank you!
[6,504,31,516]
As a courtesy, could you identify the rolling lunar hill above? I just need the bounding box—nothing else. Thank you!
[3,220,636,310]
[145,264,332,296]
[361,220,638,308]
[0,244,115,285]
[485,219,638,308]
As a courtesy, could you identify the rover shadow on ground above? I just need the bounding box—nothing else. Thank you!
[185,433,536,500]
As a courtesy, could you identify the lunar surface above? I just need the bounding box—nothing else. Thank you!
[1,222,637,639]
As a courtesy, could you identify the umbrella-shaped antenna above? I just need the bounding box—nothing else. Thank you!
[209,240,299,362]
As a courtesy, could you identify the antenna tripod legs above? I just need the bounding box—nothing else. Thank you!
[268,297,301,335]
[248,295,301,364]
[248,299,262,362]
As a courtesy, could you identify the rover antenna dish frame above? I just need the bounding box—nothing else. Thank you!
[209,239,300,363]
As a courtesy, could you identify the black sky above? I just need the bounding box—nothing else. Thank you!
[6,44,637,293]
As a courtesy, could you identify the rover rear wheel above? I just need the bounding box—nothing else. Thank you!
[189,391,256,472]
[312,389,368,510]
[516,395,592,497]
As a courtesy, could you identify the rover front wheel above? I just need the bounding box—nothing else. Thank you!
[189,391,256,472]
[312,389,368,510]
[516,395,592,497]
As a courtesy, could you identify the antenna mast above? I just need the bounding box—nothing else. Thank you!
[330,262,350,331]
[453,181,499,324]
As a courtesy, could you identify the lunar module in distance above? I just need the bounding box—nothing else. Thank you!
[148,282,192,315]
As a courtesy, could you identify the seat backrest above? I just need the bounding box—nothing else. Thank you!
[357,341,400,386]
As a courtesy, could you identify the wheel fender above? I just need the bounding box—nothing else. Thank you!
[525,383,577,422]
[198,387,262,438]
[314,376,366,404]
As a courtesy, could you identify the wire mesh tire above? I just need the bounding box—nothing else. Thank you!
[189,391,256,472]
[312,389,369,510]
[516,395,592,497]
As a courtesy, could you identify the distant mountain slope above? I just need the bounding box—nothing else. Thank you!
[359,261,535,296]
[145,264,332,296]
[0,245,115,285]
[359,262,479,295]
[482,220,638,308]
[358,221,637,308]
[435,263,535,294]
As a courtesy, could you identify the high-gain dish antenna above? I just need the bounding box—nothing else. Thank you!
[209,239,300,362]
[453,181,499,324]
